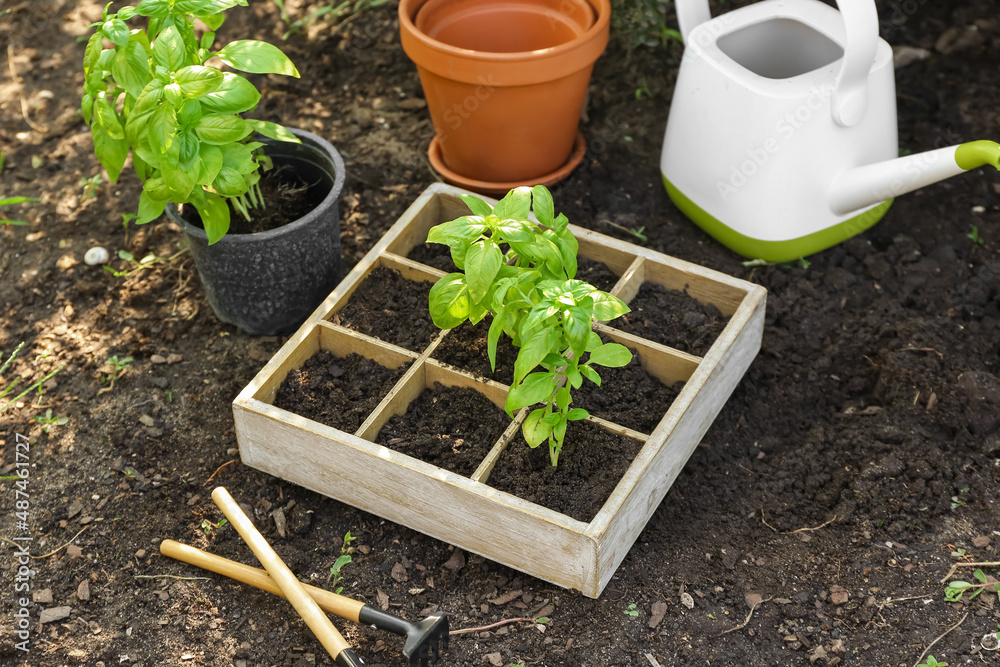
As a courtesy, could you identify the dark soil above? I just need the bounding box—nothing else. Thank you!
[430,317,519,385]
[2,0,1000,666]
[330,266,438,351]
[181,161,326,235]
[406,241,453,272]
[612,282,730,356]
[374,383,510,477]
[573,343,683,434]
[575,256,620,292]
[273,351,409,434]
[486,421,645,523]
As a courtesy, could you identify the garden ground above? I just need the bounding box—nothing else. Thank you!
[1,0,999,665]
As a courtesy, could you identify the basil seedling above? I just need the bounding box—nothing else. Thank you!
[427,185,633,466]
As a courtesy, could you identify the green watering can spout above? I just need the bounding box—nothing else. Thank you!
[956,140,1000,171]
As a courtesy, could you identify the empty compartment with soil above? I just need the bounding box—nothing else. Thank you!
[248,322,417,431]
[609,258,743,356]
[362,361,514,477]
[329,260,442,351]
[573,330,695,434]
[430,316,519,385]
[485,420,646,524]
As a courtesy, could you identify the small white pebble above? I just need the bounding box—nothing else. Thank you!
[972,205,986,214]
[84,247,110,265]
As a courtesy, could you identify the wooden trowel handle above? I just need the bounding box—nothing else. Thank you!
[159,538,365,622]
[209,487,365,667]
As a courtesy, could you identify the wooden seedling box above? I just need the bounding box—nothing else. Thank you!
[233,183,766,597]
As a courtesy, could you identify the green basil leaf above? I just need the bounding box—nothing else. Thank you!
[564,306,591,358]
[83,32,104,74]
[495,219,534,243]
[136,0,171,17]
[194,114,251,144]
[590,292,630,322]
[173,0,212,11]
[428,273,470,329]
[555,386,571,412]
[458,193,493,217]
[219,141,261,174]
[492,185,531,221]
[148,102,178,160]
[212,165,246,197]
[426,216,487,245]
[245,119,300,143]
[531,184,554,226]
[111,41,152,99]
[566,408,588,421]
[465,239,502,305]
[117,6,138,20]
[505,372,556,413]
[588,342,632,368]
[177,130,200,169]
[136,190,167,224]
[102,18,131,47]
[177,98,202,125]
[152,25,187,71]
[551,212,569,233]
[215,40,300,77]
[197,143,223,185]
[522,408,551,448]
[521,303,558,337]
[125,81,164,146]
[487,308,506,372]
[513,327,557,385]
[198,72,260,114]
[554,229,578,278]
[162,155,197,201]
[175,65,223,98]
[198,12,226,30]
[585,331,603,352]
[192,189,230,245]
[552,419,567,447]
[81,94,95,125]
[92,97,129,181]
[143,176,170,201]
[579,364,601,386]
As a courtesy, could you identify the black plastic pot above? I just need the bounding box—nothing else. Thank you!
[167,128,346,336]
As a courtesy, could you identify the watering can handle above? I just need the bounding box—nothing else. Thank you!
[676,0,879,127]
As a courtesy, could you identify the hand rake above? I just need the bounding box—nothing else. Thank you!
[160,538,449,667]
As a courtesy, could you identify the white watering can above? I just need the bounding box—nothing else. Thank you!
[660,0,1000,262]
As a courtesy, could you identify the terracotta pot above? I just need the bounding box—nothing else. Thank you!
[399,0,610,191]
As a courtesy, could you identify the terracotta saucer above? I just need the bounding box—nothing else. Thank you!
[427,132,587,196]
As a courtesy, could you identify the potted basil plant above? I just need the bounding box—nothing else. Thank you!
[82,0,346,335]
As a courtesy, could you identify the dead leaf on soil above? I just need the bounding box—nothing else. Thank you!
[391,562,408,582]
[484,652,503,666]
[829,585,849,605]
[973,535,991,548]
[444,549,466,571]
[488,589,522,605]
[648,601,668,628]
[376,589,389,610]
[680,592,694,609]
[745,592,763,609]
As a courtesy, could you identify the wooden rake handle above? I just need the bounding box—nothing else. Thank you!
[210,487,366,667]
[158,539,366,622]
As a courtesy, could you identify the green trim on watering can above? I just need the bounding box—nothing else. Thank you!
[662,175,893,264]
[955,140,1000,171]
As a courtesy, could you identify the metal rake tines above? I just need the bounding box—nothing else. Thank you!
[401,611,449,666]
